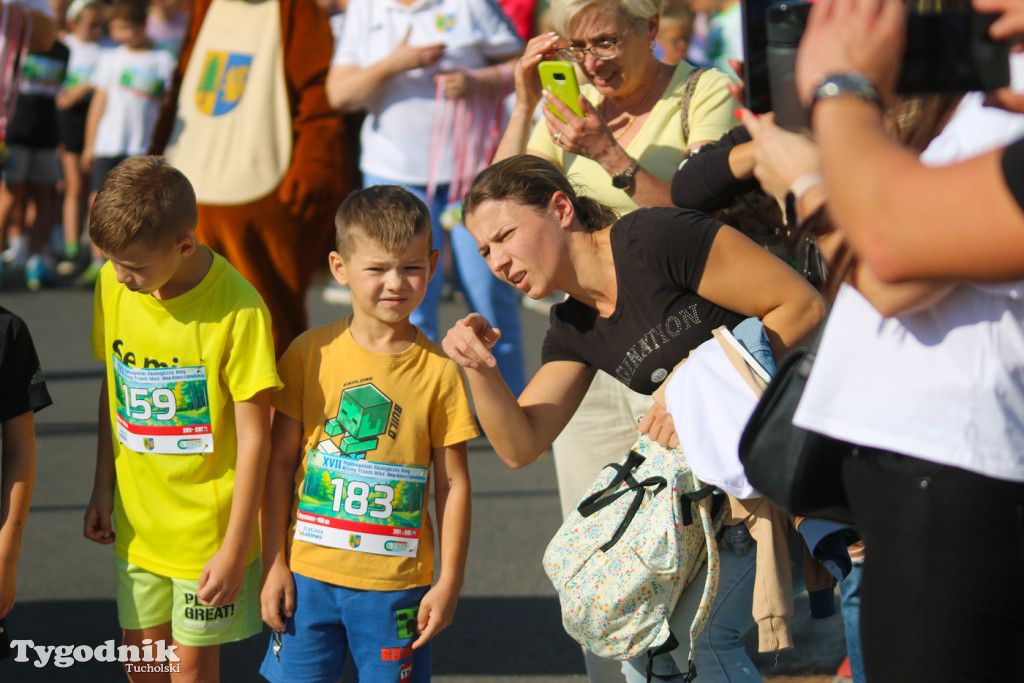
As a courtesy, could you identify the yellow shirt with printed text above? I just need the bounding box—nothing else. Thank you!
[90,253,281,579]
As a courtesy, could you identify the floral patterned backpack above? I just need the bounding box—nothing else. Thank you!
[542,434,725,680]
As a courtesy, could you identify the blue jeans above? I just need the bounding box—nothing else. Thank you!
[621,528,807,683]
[840,562,865,683]
[621,541,759,683]
[362,174,526,395]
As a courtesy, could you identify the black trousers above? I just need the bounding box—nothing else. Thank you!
[843,447,1024,682]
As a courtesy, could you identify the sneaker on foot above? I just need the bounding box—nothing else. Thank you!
[55,259,79,276]
[25,254,54,291]
[2,240,27,268]
[75,260,104,288]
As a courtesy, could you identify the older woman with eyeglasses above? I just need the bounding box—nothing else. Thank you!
[494,0,737,213]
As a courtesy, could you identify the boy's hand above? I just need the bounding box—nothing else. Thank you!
[259,560,295,632]
[411,581,459,649]
[56,84,89,110]
[0,553,17,619]
[80,149,94,175]
[197,547,246,606]
[83,488,115,544]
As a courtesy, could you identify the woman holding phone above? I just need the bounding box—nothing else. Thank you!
[495,0,737,212]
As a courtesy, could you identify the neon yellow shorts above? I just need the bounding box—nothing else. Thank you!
[115,558,262,647]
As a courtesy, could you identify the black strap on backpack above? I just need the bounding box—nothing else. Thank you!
[645,631,698,682]
[679,484,718,526]
[577,451,668,552]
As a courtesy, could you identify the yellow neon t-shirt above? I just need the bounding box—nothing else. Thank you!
[90,253,281,579]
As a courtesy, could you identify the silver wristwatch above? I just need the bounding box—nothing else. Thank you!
[811,72,883,112]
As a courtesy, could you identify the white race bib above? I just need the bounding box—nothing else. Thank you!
[294,450,427,558]
[112,356,213,454]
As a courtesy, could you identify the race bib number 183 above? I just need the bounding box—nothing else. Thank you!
[295,450,427,557]
[113,356,214,454]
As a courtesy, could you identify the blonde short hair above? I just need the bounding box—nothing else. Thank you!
[551,0,660,36]
[89,156,198,255]
[334,185,432,259]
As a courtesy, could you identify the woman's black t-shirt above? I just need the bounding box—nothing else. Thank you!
[541,206,746,395]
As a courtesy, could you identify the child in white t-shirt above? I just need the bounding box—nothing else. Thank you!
[55,0,110,275]
[79,0,175,282]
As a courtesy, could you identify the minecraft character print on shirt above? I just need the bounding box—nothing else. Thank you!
[294,383,427,558]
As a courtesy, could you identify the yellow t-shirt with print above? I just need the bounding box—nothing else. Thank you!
[274,317,479,591]
[90,252,281,579]
[528,61,738,217]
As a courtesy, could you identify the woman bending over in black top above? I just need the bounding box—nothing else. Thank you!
[442,154,824,467]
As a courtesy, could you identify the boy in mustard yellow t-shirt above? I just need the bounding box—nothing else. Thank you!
[83,156,281,680]
[259,185,478,683]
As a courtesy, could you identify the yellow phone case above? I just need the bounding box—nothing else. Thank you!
[538,61,584,123]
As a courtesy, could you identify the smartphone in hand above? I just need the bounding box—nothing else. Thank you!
[539,61,584,122]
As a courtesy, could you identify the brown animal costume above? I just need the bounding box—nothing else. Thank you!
[151,0,346,356]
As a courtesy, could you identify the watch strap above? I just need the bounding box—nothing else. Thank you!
[784,172,824,227]
[612,157,639,190]
[811,72,884,113]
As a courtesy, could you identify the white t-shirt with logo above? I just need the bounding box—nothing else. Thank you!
[332,0,521,184]
[89,45,176,157]
[63,33,114,89]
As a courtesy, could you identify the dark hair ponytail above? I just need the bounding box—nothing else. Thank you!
[463,155,617,232]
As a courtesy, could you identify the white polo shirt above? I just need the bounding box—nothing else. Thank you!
[333,0,521,185]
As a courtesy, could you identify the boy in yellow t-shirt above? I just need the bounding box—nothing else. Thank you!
[259,185,478,683]
[83,156,281,680]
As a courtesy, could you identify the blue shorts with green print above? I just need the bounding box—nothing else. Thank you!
[259,573,430,683]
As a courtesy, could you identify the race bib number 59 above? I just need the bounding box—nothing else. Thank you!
[295,450,427,557]
[113,356,213,454]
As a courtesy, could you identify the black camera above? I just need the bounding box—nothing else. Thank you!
[742,0,1013,130]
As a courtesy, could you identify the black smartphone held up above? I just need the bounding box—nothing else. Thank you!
[899,7,1010,93]
[741,0,775,115]
[766,1,812,130]
[743,0,1012,115]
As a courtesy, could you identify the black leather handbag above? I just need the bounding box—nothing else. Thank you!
[738,337,855,524]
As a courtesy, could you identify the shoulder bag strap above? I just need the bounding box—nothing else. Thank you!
[680,66,710,146]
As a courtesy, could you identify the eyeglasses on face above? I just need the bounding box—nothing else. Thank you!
[556,37,621,63]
